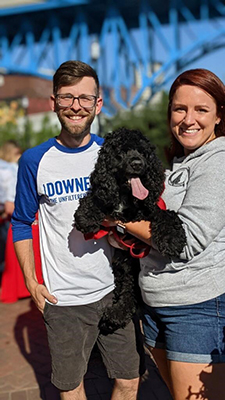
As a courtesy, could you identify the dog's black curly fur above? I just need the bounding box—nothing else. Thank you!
[74,127,186,333]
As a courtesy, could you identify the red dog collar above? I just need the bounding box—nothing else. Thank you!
[83,195,166,258]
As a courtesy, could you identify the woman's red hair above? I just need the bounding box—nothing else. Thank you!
[166,68,225,164]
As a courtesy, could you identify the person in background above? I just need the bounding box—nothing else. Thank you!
[103,68,225,400]
[0,139,22,163]
[0,140,22,274]
[11,60,143,400]
[0,140,22,216]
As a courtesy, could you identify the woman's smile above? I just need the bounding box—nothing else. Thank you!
[170,85,220,155]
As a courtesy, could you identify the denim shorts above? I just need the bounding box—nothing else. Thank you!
[43,291,144,391]
[142,293,225,364]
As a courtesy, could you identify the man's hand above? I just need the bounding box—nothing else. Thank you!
[28,282,58,313]
[14,239,58,313]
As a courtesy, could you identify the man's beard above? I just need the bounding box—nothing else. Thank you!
[57,111,95,139]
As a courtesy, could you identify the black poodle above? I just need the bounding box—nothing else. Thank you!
[74,127,186,333]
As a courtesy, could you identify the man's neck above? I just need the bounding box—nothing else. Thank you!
[56,132,91,148]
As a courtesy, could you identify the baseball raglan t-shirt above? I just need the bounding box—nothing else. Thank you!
[12,135,114,306]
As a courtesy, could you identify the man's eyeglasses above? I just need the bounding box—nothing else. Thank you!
[55,94,97,109]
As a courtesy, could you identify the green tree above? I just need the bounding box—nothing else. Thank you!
[0,115,60,151]
[0,122,20,144]
[30,115,60,147]
[102,91,170,167]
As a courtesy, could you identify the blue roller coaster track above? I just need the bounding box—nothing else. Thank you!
[0,0,225,114]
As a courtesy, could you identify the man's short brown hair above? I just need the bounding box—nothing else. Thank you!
[53,60,100,96]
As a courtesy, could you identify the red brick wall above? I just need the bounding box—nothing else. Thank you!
[0,75,53,114]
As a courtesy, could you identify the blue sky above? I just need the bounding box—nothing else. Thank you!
[184,46,225,82]
[160,17,225,88]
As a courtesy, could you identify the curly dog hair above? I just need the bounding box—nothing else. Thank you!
[74,127,186,333]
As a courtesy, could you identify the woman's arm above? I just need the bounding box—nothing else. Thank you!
[103,218,152,246]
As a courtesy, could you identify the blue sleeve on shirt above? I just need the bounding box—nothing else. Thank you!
[92,134,104,145]
[11,138,55,242]
[12,136,103,242]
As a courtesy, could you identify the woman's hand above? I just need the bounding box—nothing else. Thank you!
[107,231,129,250]
[102,217,128,250]
[101,217,118,228]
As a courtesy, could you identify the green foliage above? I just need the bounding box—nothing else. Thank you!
[0,122,20,144]
[29,115,60,148]
[101,91,170,167]
[0,115,60,151]
[0,92,171,166]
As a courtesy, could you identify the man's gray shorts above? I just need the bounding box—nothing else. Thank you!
[43,291,144,391]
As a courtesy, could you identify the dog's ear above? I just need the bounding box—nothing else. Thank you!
[89,145,120,207]
[90,148,110,186]
[94,174,120,205]
[144,144,165,187]
[91,164,120,206]
[90,137,116,187]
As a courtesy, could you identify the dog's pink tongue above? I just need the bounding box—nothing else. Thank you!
[131,178,149,200]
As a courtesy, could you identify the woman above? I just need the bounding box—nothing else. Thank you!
[104,69,225,399]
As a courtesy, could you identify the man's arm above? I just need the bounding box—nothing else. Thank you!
[14,239,58,313]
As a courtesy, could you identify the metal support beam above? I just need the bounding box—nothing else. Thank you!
[0,0,224,114]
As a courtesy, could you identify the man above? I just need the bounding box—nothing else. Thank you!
[12,60,142,400]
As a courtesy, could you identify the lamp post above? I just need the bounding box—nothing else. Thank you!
[91,38,103,136]
[21,96,30,149]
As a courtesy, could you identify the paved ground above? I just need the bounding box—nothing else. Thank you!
[0,295,172,400]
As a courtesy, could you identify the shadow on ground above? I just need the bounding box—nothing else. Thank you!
[14,299,172,400]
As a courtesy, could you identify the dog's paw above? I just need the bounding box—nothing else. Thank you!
[152,210,186,257]
[99,318,127,334]
[99,307,134,334]
[156,233,186,257]
[74,211,101,234]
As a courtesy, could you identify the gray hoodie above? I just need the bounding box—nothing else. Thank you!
[139,137,225,307]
